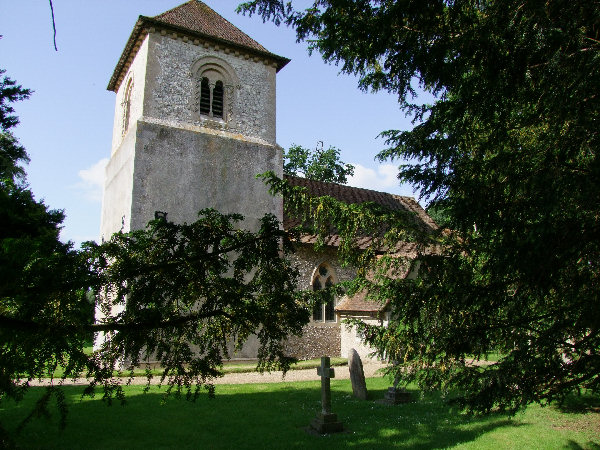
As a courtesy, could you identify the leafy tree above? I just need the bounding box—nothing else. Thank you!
[283,143,354,184]
[240,0,600,412]
[425,204,451,228]
[0,71,309,438]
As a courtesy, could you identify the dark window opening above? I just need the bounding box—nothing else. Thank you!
[312,303,323,321]
[312,279,323,321]
[199,77,226,119]
[212,81,224,118]
[325,296,335,321]
[200,77,210,115]
[313,278,322,291]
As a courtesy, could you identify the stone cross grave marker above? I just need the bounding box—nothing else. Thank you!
[310,356,344,434]
[317,356,335,414]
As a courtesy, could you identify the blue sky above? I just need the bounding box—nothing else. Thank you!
[1,0,419,246]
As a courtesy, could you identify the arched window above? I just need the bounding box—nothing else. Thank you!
[121,77,134,136]
[196,74,225,119]
[312,263,336,322]
[192,57,238,122]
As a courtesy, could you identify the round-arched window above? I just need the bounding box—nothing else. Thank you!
[121,77,134,136]
[191,57,238,122]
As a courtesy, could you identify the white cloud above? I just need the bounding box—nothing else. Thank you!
[75,158,108,203]
[347,163,421,200]
[348,163,399,191]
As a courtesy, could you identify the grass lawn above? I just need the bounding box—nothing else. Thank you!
[1,376,598,449]
[50,354,348,379]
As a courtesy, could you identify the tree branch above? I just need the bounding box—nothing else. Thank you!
[0,310,232,335]
[107,229,283,278]
[48,0,58,51]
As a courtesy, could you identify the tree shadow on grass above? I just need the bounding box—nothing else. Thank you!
[564,440,600,450]
[555,392,600,414]
[339,383,527,449]
[0,379,552,450]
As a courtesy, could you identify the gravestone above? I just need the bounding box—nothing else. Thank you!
[310,356,344,434]
[348,348,368,400]
[383,372,412,404]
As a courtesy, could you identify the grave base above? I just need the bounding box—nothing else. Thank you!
[310,413,344,434]
[384,387,412,404]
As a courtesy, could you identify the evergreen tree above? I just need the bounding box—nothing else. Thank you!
[0,71,309,435]
[242,0,600,412]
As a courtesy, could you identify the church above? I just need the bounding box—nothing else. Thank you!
[100,0,436,361]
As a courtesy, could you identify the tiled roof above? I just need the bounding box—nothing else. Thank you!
[283,176,436,314]
[154,1,268,53]
[108,1,289,92]
[282,175,438,246]
[335,289,389,313]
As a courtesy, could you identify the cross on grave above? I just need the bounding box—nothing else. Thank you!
[317,356,335,414]
[310,356,344,434]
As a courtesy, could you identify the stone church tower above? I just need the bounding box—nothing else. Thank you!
[100,1,289,241]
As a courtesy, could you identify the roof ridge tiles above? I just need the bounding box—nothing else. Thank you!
[283,174,417,202]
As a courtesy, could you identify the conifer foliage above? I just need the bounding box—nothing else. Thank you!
[241,0,600,412]
[0,71,308,436]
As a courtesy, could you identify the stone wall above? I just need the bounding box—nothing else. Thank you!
[289,245,356,292]
[111,35,149,155]
[100,120,138,239]
[284,324,341,360]
[143,33,277,145]
[339,312,387,362]
[285,245,357,359]
[127,120,281,232]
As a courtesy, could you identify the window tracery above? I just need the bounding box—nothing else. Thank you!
[312,263,337,322]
